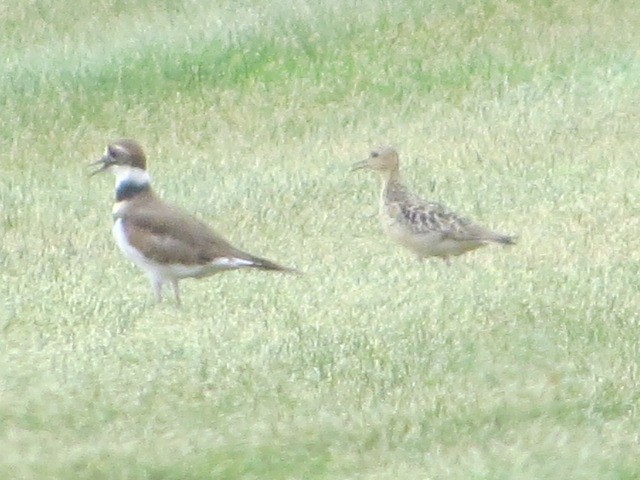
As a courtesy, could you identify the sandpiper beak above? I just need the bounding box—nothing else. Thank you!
[89,155,112,177]
[350,159,370,172]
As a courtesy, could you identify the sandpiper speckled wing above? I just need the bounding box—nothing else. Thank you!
[352,146,516,263]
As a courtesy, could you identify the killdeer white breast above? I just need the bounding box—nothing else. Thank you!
[351,146,516,264]
[91,139,298,305]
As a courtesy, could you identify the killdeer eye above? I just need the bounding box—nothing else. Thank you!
[371,151,379,158]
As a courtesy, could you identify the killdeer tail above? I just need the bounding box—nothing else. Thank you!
[491,233,517,246]
[250,256,302,275]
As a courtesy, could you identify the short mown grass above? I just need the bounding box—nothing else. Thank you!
[2,0,640,478]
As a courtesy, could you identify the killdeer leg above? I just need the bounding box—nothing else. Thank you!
[152,279,163,303]
[171,280,181,306]
[442,256,451,266]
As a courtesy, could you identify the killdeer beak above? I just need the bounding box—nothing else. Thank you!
[89,155,112,177]
[350,159,370,172]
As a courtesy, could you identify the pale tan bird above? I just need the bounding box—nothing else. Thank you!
[91,139,298,305]
[351,146,515,264]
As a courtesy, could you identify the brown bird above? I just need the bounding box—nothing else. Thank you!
[352,146,516,264]
[91,139,298,304]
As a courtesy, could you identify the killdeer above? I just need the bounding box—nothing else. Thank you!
[91,139,298,305]
[352,146,516,264]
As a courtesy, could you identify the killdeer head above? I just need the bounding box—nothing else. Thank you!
[91,139,151,204]
[91,139,147,173]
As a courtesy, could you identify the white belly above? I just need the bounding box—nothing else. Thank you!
[112,218,204,282]
[112,218,254,281]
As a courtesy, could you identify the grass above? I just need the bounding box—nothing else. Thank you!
[1,0,640,478]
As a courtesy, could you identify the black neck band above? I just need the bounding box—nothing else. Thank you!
[115,181,150,201]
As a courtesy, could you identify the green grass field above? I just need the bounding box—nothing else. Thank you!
[2,0,640,478]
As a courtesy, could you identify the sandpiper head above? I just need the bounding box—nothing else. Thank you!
[351,146,399,173]
[91,139,147,176]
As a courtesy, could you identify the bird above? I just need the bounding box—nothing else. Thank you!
[90,139,298,305]
[351,146,516,264]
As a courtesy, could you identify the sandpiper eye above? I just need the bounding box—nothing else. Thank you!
[371,151,379,158]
